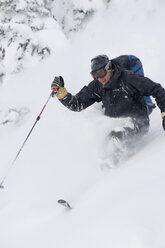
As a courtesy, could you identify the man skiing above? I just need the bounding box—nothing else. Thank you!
[51,55,165,140]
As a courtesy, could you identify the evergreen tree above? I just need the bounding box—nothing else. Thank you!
[0,0,55,81]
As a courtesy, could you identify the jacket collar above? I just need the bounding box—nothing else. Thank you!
[103,64,123,89]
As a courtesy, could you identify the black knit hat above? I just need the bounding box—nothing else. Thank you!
[91,55,112,73]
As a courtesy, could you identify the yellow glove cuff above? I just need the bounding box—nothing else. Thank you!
[57,87,68,99]
[161,112,165,119]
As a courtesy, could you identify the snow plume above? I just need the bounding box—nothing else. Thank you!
[0,0,66,82]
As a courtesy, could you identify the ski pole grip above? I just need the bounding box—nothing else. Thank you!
[51,89,57,97]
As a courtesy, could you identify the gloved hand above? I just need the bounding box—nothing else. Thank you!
[51,76,64,94]
[162,116,165,131]
[51,76,68,99]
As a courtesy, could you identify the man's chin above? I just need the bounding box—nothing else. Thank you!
[98,79,108,85]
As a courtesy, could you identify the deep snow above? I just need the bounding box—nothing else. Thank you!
[0,0,165,247]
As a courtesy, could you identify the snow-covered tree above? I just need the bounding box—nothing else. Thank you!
[52,0,111,35]
[0,0,110,83]
[0,0,57,81]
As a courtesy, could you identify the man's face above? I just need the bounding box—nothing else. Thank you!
[97,70,113,85]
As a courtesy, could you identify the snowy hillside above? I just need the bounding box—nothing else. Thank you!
[0,0,165,247]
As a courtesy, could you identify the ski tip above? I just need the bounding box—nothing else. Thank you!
[57,199,72,209]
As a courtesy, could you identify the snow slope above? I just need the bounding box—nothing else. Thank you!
[0,0,165,247]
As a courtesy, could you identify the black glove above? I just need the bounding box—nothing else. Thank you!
[51,76,64,95]
[163,116,165,131]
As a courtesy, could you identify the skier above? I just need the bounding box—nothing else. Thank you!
[51,55,165,140]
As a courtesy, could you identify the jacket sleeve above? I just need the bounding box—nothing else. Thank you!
[127,72,165,113]
[59,80,102,112]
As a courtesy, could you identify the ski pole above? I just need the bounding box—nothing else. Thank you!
[0,91,54,189]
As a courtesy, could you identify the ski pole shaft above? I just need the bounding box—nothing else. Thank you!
[0,92,53,188]
[13,92,53,163]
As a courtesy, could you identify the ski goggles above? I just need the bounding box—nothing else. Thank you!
[91,68,108,80]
